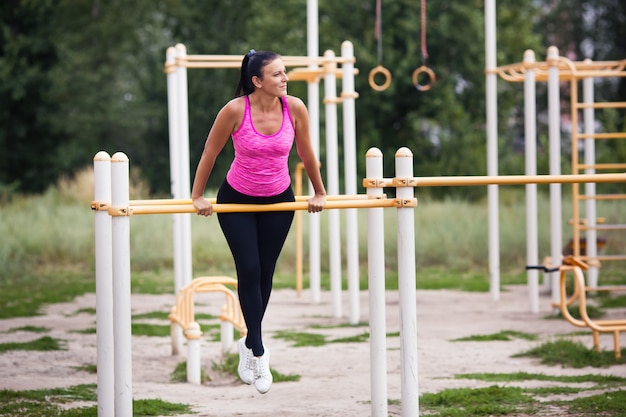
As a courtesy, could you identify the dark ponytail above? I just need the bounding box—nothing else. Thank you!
[235,49,280,97]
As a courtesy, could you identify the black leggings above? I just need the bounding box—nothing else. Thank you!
[217,180,295,356]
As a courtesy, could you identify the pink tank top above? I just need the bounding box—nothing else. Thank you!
[226,96,295,196]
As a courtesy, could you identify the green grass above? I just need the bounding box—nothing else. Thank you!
[0,384,191,416]
[4,326,49,333]
[0,336,66,353]
[419,385,538,416]
[273,329,370,346]
[513,339,626,368]
[451,330,538,342]
[455,371,626,387]
[569,390,626,415]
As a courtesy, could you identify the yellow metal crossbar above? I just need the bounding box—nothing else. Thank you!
[101,196,412,216]
[168,276,246,340]
[363,173,626,188]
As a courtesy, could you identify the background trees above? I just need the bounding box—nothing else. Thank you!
[1,0,624,197]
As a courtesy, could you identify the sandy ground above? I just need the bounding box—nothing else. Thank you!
[1,284,625,416]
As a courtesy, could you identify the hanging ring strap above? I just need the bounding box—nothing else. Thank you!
[413,0,435,92]
[369,0,392,91]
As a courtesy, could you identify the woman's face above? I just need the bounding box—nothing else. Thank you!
[255,58,289,97]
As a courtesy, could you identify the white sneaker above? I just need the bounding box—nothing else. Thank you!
[254,347,272,394]
[237,337,255,385]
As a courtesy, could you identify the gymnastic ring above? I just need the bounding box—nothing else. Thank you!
[411,65,436,92]
[368,65,392,91]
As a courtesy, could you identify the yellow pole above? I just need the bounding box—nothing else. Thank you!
[363,172,626,188]
[110,198,400,216]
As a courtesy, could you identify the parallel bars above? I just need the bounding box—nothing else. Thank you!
[93,147,626,417]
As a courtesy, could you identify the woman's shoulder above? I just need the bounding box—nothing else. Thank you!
[218,96,246,119]
[285,95,306,113]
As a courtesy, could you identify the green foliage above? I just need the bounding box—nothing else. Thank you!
[2,2,624,196]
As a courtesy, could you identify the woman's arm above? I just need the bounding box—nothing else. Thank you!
[191,98,243,216]
[290,96,326,213]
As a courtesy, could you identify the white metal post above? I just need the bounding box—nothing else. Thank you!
[366,148,388,417]
[323,50,343,318]
[524,50,540,313]
[547,46,563,306]
[94,151,114,417]
[395,147,419,417]
[166,47,185,355]
[174,44,193,293]
[111,152,133,417]
[186,323,202,384]
[484,0,501,301]
[342,41,360,324]
[307,0,322,304]
[583,64,599,287]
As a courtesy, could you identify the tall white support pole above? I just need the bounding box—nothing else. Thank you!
[174,44,194,290]
[94,151,115,417]
[111,152,133,417]
[547,46,563,306]
[583,63,599,288]
[342,41,360,324]
[366,148,388,417]
[186,324,202,384]
[166,47,185,355]
[524,50,540,313]
[324,50,343,318]
[307,0,322,304]
[484,0,500,300]
[395,148,419,417]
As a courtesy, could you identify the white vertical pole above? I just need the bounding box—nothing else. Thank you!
[307,0,322,304]
[484,0,500,301]
[166,46,184,355]
[366,148,388,417]
[395,147,419,417]
[111,152,132,417]
[94,151,114,417]
[547,47,563,306]
[583,64,598,288]
[524,50,540,313]
[175,44,193,290]
[324,50,343,318]
[186,324,202,384]
[342,41,360,324]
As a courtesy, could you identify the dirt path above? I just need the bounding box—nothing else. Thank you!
[0,285,624,416]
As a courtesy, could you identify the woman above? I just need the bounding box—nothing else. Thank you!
[191,49,326,394]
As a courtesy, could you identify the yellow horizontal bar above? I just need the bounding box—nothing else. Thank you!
[129,194,370,206]
[576,132,626,140]
[363,173,626,188]
[577,163,626,170]
[577,194,626,201]
[579,224,626,231]
[575,102,626,109]
[111,197,406,216]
